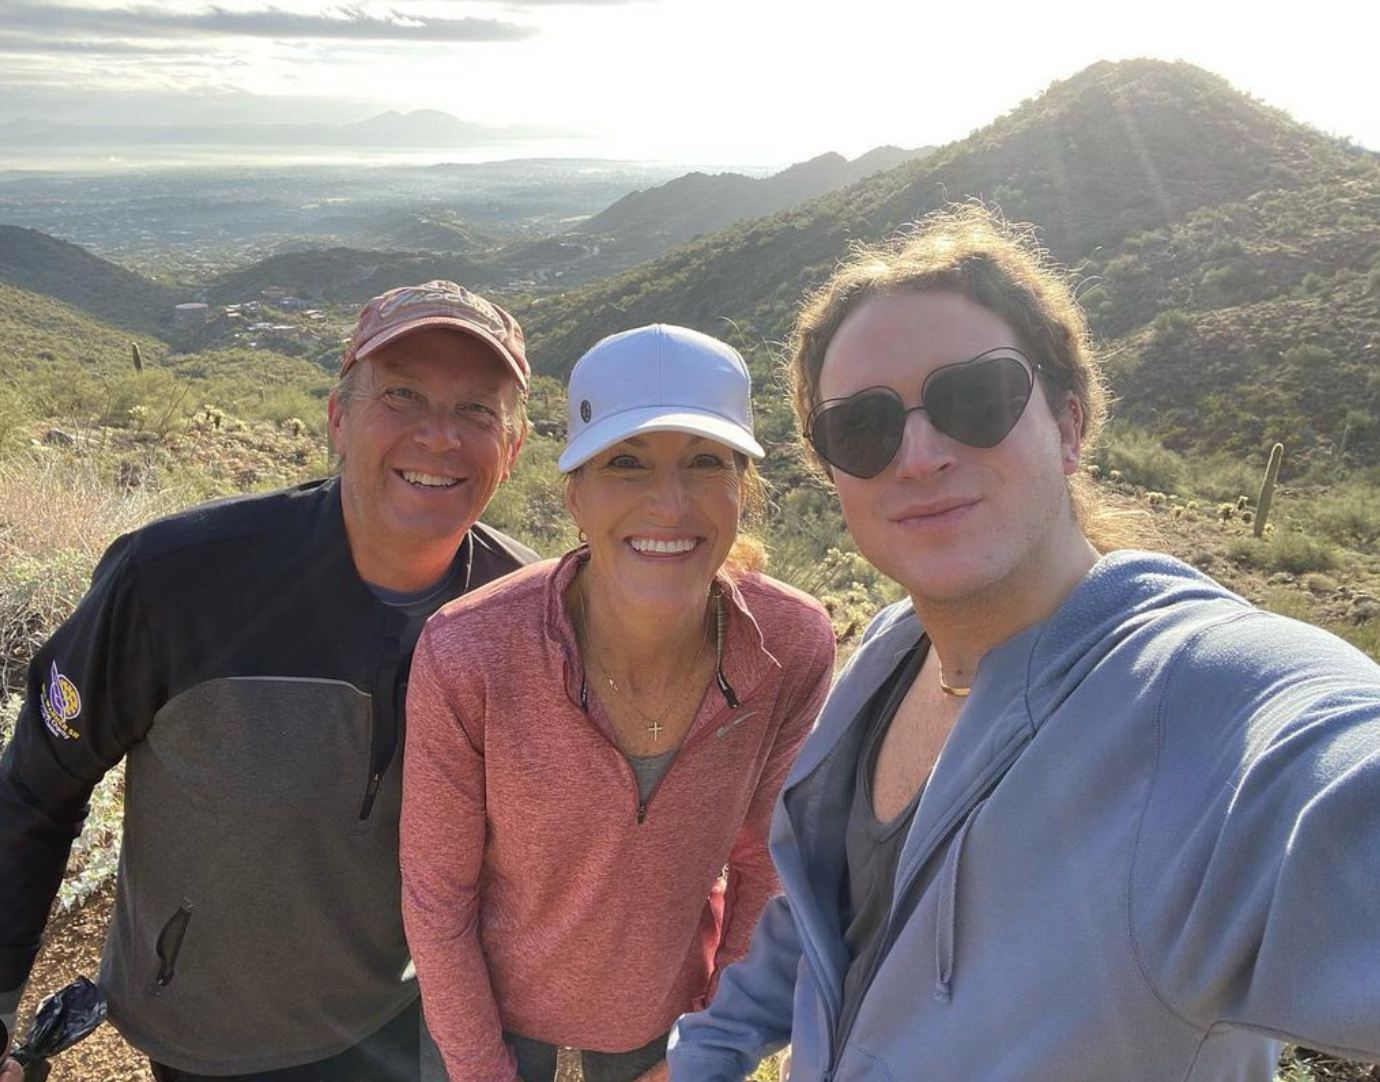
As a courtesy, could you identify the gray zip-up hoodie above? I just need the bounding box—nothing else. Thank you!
[670,551,1380,1081]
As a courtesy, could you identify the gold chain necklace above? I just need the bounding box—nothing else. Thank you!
[938,666,971,697]
[579,575,713,743]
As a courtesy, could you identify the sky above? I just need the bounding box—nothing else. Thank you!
[0,0,1376,169]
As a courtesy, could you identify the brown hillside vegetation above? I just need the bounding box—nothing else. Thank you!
[0,226,178,337]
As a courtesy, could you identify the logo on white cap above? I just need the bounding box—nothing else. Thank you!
[559,324,764,473]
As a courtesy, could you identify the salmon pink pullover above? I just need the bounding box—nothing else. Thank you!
[400,549,835,1082]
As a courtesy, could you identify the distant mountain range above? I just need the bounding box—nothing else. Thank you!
[0,108,571,148]
[2,59,1377,468]
[581,147,929,241]
[524,146,934,280]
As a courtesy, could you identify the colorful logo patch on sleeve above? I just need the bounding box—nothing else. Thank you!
[40,660,82,740]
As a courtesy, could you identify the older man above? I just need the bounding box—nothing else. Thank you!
[668,208,1380,1081]
[0,281,537,1081]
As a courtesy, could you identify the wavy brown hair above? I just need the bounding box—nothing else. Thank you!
[788,204,1142,552]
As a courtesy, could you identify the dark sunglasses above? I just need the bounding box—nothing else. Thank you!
[806,348,1042,479]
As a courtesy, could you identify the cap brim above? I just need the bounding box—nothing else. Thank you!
[558,407,764,473]
[355,317,527,389]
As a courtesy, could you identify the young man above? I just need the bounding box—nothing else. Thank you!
[0,281,537,1081]
[668,207,1380,1081]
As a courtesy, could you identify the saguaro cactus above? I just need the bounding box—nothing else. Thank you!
[1253,442,1284,538]
[131,342,143,372]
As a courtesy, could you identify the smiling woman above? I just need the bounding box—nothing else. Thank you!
[399,324,837,1082]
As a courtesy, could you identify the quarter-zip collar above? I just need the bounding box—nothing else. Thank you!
[543,546,780,737]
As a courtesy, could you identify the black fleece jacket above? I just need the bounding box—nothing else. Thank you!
[0,477,535,1073]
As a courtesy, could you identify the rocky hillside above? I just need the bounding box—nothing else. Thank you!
[0,226,179,336]
[516,60,1380,469]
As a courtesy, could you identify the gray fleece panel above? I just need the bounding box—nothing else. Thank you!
[102,676,415,1074]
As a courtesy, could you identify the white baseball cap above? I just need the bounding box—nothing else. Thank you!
[558,324,765,473]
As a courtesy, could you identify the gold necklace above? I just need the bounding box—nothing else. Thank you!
[578,575,713,743]
[938,667,971,697]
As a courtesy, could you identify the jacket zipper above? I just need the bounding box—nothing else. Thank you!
[359,623,406,821]
[822,729,1032,1076]
[579,662,770,827]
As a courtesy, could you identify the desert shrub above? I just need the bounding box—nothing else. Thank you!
[1149,308,1195,345]
[1338,410,1377,457]
[255,388,330,434]
[1094,424,1185,494]
[0,693,125,912]
[1188,453,1267,505]
[1253,587,1318,624]
[1333,618,1380,667]
[98,368,191,431]
[479,432,575,559]
[764,485,901,648]
[0,455,184,690]
[0,381,28,455]
[23,364,105,437]
[0,456,176,910]
[1079,284,1112,317]
[1279,342,1334,376]
[1308,484,1380,551]
[0,550,93,696]
[1298,271,1328,295]
[1228,531,1338,576]
[1276,1044,1380,1081]
[1200,263,1256,304]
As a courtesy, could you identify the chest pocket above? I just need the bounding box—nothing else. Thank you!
[146,676,376,834]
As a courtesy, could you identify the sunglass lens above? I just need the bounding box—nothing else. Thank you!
[810,389,904,478]
[924,355,1033,448]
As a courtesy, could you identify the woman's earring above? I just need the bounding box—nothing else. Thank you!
[578,530,587,544]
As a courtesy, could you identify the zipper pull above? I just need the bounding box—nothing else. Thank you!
[715,666,739,708]
[359,771,382,820]
[636,802,647,824]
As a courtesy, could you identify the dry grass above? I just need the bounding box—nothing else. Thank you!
[0,452,186,696]
[0,449,184,558]
[0,452,190,913]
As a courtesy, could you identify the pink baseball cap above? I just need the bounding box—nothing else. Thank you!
[340,280,529,390]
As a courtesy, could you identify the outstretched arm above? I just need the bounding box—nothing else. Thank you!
[1135,616,1380,1058]
[669,895,803,1082]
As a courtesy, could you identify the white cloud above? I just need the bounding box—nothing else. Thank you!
[0,0,1375,163]
[0,3,537,41]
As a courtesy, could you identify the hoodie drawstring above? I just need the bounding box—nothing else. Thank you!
[934,798,986,1003]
